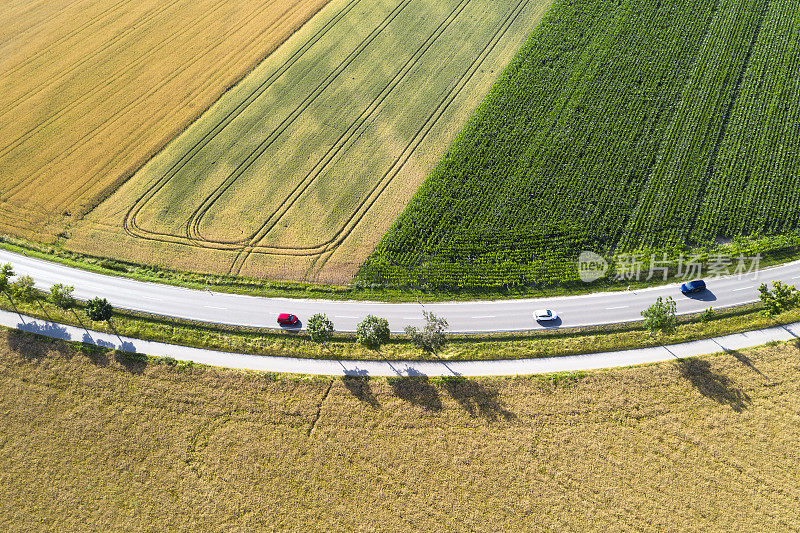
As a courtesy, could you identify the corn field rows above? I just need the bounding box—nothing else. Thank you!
[359,0,800,290]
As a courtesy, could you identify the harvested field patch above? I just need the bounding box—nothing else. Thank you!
[0,0,331,241]
[1,329,799,529]
[67,0,553,283]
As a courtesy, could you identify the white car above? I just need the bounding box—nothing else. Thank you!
[534,309,558,321]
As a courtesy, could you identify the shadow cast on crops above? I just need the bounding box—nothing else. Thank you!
[724,348,764,376]
[438,377,515,421]
[7,328,69,361]
[113,350,147,374]
[389,376,442,411]
[342,373,379,408]
[675,357,750,412]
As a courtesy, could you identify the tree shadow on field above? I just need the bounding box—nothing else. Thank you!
[342,372,379,408]
[675,357,750,412]
[712,339,765,376]
[7,328,69,362]
[113,350,147,375]
[389,375,442,411]
[725,348,764,377]
[439,377,516,422]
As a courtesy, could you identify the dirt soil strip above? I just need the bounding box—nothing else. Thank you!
[3,309,799,376]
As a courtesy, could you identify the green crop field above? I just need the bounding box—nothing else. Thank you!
[68,0,552,283]
[360,0,800,290]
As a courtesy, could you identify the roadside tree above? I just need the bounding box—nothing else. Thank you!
[9,275,37,303]
[405,311,449,354]
[0,263,14,294]
[307,313,334,344]
[357,315,390,350]
[50,284,76,309]
[758,281,800,316]
[85,297,113,322]
[641,296,677,336]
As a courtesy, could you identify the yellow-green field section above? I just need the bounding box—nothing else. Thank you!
[2,330,799,530]
[68,0,553,283]
[0,0,330,241]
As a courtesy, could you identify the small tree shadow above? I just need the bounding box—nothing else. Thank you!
[389,376,442,411]
[77,342,109,366]
[439,377,515,421]
[16,320,71,341]
[675,358,750,412]
[7,329,69,361]
[114,350,147,374]
[724,349,764,376]
[342,372,379,408]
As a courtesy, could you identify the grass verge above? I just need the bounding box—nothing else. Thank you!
[2,288,799,361]
[3,234,800,302]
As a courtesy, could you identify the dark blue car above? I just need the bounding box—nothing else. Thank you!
[680,279,706,295]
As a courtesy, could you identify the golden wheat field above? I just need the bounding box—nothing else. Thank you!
[1,328,799,530]
[65,0,553,283]
[0,0,330,242]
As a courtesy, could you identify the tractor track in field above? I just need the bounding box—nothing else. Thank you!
[230,0,529,273]
[114,0,531,278]
[120,0,365,246]
[189,0,477,247]
[27,0,309,213]
[0,0,272,176]
[183,0,420,246]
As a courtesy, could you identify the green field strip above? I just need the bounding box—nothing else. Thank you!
[361,0,800,290]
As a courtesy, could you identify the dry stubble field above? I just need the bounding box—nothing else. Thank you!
[66,0,553,283]
[0,0,330,241]
[1,328,799,530]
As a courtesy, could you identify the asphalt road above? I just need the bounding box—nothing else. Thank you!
[1,249,796,333]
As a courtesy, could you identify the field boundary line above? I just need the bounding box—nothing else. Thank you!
[180,0,417,248]
[214,0,482,260]
[239,0,533,276]
[120,0,365,244]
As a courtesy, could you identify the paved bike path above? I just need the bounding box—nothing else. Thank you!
[3,309,797,376]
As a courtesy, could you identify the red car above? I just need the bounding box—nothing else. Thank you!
[277,313,299,326]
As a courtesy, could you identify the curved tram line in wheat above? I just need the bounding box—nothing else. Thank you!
[118,0,532,277]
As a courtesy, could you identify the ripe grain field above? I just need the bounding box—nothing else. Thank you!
[1,329,799,530]
[67,0,553,283]
[361,0,800,290]
[0,0,331,242]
